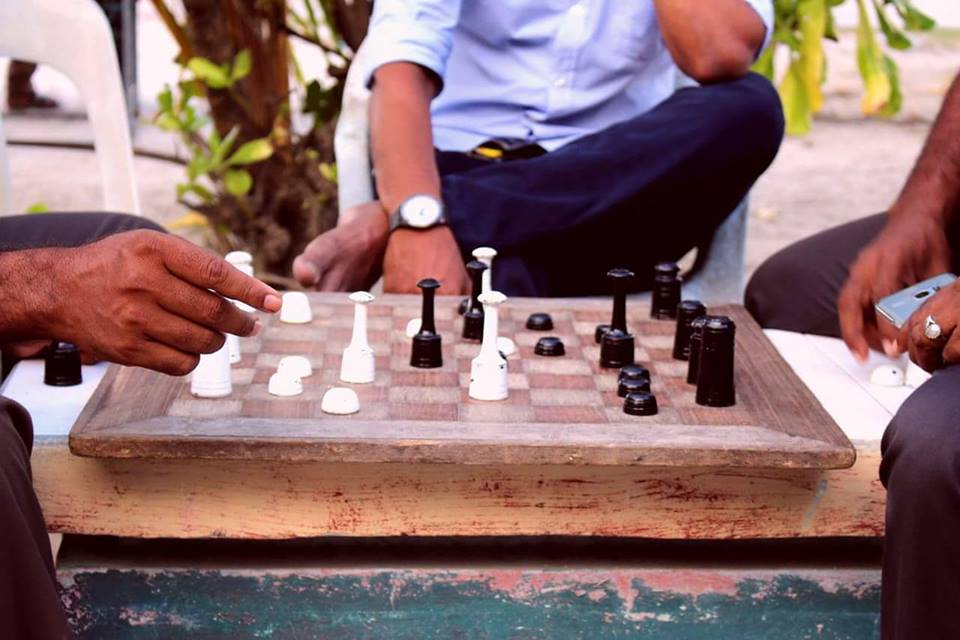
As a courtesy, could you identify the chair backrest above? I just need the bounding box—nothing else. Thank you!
[0,0,140,215]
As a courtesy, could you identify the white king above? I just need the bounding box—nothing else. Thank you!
[472,247,497,295]
[340,291,376,384]
[469,290,509,401]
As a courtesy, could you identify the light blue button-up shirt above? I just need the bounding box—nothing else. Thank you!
[364,0,773,152]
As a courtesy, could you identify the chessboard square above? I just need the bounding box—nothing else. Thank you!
[260,339,325,356]
[353,384,390,403]
[269,324,328,340]
[526,373,597,390]
[529,388,604,407]
[453,342,482,359]
[653,360,688,379]
[460,402,535,423]
[534,405,608,424]
[242,399,318,419]
[638,334,675,349]
[255,352,324,371]
[168,398,243,418]
[389,385,460,404]
[389,403,458,421]
[595,376,619,392]
[522,358,592,376]
[581,345,601,363]
[230,367,256,386]
[246,384,325,402]
[393,371,460,388]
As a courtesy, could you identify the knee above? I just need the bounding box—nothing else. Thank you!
[712,72,785,166]
[881,368,960,499]
[0,400,33,483]
[104,213,165,235]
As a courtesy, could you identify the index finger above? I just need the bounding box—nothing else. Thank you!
[159,236,281,313]
[838,283,870,362]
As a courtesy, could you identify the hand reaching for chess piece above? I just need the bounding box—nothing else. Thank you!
[0,230,281,376]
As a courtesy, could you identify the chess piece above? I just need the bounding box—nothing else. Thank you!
[226,333,242,364]
[405,318,421,338]
[497,337,517,358]
[695,315,736,407]
[526,313,554,331]
[871,365,906,387]
[225,251,255,312]
[651,262,682,320]
[321,387,360,415]
[411,279,443,368]
[472,247,497,294]
[44,341,82,386]
[599,268,635,368]
[280,291,312,324]
[278,355,313,379]
[672,300,707,361]
[534,336,565,356]
[470,291,509,400]
[268,372,303,397]
[618,364,651,384]
[462,260,488,341]
[341,291,376,383]
[191,338,232,398]
[594,324,611,345]
[686,316,710,384]
[618,377,651,398]
[624,391,658,416]
[457,298,470,316]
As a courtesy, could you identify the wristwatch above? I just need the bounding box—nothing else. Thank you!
[388,194,446,232]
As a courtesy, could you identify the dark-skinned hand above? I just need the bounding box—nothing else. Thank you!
[383,225,470,295]
[898,280,960,372]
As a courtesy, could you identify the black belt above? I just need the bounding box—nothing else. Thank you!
[469,138,547,162]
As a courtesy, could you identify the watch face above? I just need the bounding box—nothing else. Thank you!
[401,195,442,228]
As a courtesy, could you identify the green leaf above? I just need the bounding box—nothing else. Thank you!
[751,45,775,80]
[797,0,827,113]
[211,126,240,168]
[780,59,813,135]
[176,182,215,203]
[872,0,912,50]
[880,54,903,117]
[25,202,49,214]
[227,138,274,166]
[231,49,252,81]
[187,155,213,181]
[856,0,892,115]
[892,1,935,31]
[223,169,253,196]
[187,57,231,89]
[157,85,173,113]
[319,162,338,183]
[154,112,181,132]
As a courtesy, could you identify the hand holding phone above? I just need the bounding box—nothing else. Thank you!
[875,274,957,329]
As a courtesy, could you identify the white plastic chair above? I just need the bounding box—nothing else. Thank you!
[334,41,748,303]
[0,0,140,215]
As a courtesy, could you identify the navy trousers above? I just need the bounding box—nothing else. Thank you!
[747,215,960,639]
[440,72,784,297]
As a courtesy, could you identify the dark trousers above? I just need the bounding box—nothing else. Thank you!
[0,212,162,639]
[746,214,960,639]
[440,72,784,297]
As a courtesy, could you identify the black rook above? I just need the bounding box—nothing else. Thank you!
[686,315,710,384]
[44,341,82,386]
[695,315,736,407]
[672,300,707,360]
[599,268,635,368]
[651,262,682,320]
[411,278,443,368]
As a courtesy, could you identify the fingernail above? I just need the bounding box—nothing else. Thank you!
[251,320,263,337]
[264,294,282,313]
[882,339,898,357]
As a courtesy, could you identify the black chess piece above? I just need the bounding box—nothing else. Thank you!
[457,298,470,315]
[672,300,707,361]
[526,313,554,331]
[686,316,710,384]
[411,278,443,368]
[623,391,658,416]
[44,341,82,386]
[599,268,635,368]
[462,261,488,341]
[696,315,736,407]
[651,262,682,320]
[618,364,651,384]
[618,377,651,398]
[594,324,611,344]
[534,336,565,356]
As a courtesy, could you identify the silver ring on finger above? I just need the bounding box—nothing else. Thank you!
[924,315,944,341]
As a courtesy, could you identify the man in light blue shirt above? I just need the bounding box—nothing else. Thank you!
[294,0,784,296]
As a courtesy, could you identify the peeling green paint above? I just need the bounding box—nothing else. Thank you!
[61,570,880,639]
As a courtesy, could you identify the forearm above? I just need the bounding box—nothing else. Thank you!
[890,73,960,226]
[653,0,765,83]
[0,248,63,342]
[370,62,442,215]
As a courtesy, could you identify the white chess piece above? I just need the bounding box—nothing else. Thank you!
[280,292,312,324]
[405,317,421,339]
[469,291,509,401]
[225,251,255,313]
[472,247,497,295]
[268,372,303,397]
[191,337,232,398]
[226,333,242,364]
[496,336,517,358]
[340,291,376,384]
[278,355,312,379]
[321,387,361,415]
[870,364,906,387]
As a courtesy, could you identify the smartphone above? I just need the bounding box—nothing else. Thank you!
[875,273,957,328]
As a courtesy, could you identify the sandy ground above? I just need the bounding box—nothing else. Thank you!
[2,3,959,279]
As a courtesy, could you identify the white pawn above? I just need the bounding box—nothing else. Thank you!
[225,250,255,362]
[321,387,360,415]
[280,291,312,324]
[278,355,313,379]
[469,291,509,401]
[340,291,376,384]
[191,337,232,398]
[472,247,497,295]
[268,372,303,397]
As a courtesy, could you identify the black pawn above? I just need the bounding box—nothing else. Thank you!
[651,262,682,320]
[618,364,651,385]
[526,313,554,331]
[599,268,635,369]
[534,336,566,357]
[462,261,487,341]
[457,298,470,315]
[594,324,611,344]
[696,316,737,407]
[618,377,651,398]
[44,341,82,386]
[672,300,707,361]
[411,278,443,368]
[624,391,658,416]
[686,316,710,384]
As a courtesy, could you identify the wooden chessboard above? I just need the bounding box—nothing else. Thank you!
[69,294,855,469]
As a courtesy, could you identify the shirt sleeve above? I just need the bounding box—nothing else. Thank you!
[743,0,775,55]
[362,0,463,89]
